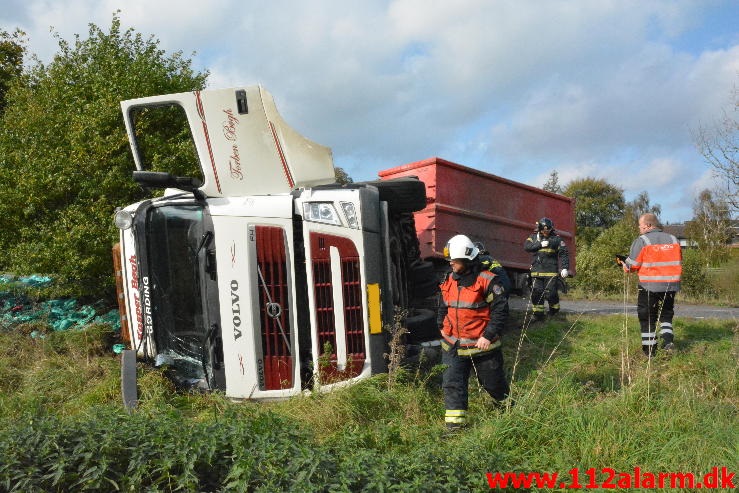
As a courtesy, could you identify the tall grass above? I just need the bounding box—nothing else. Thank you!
[0,310,736,491]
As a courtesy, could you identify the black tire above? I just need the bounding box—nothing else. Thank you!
[405,308,438,343]
[408,259,435,283]
[360,177,427,213]
[410,277,440,299]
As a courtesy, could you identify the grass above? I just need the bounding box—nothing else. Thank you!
[705,250,739,305]
[0,308,736,491]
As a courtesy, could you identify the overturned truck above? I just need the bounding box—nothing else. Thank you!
[113,86,440,401]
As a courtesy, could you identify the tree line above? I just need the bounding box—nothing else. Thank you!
[542,170,734,297]
[0,16,735,301]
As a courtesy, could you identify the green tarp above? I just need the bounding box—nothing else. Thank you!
[0,274,120,333]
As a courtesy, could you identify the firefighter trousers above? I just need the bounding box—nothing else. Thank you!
[442,343,509,425]
[637,288,676,356]
[531,275,560,317]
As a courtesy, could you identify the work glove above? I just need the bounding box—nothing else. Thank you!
[540,240,549,248]
[560,269,568,278]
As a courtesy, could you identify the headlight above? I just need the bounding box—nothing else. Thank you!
[114,209,134,230]
[303,202,341,226]
[340,201,359,229]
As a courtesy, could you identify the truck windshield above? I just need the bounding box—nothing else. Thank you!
[145,203,215,389]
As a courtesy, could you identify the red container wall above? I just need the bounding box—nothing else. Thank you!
[378,157,576,273]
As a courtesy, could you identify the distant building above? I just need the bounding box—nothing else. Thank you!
[662,223,694,249]
[663,220,739,249]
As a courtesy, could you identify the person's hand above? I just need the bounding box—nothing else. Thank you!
[560,269,568,278]
[540,240,549,248]
[476,336,492,350]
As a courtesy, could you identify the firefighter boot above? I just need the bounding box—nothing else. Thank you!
[444,409,466,434]
[491,397,516,412]
[532,305,546,322]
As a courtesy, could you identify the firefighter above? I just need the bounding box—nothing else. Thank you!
[619,213,682,357]
[474,242,512,296]
[524,217,570,320]
[438,234,510,431]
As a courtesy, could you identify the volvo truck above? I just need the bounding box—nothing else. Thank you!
[113,86,438,401]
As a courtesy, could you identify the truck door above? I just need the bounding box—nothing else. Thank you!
[120,86,336,197]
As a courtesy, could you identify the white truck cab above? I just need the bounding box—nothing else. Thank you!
[114,86,436,400]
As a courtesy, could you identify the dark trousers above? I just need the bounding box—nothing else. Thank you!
[442,344,509,412]
[531,276,560,316]
[637,288,676,355]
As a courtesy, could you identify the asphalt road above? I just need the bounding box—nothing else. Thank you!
[508,295,739,320]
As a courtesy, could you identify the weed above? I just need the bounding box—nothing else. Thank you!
[0,312,736,491]
[385,307,408,389]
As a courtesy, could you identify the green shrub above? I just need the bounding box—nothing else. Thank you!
[571,219,635,295]
[0,15,208,300]
[681,248,714,298]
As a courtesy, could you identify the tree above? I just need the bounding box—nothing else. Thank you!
[570,218,636,295]
[624,191,661,224]
[684,189,732,267]
[562,178,625,246]
[693,85,738,215]
[0,28,27,114]
[0,14,208,298]
[542,170,562,194]
[334,166,353,185]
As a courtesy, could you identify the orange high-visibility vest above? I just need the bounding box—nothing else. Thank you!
[439,270,495,343]
[630,237,682,284]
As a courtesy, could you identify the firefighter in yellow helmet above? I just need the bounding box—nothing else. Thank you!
[438,234,510,431]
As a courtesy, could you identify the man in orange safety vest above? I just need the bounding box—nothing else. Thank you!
[620,213,682,357]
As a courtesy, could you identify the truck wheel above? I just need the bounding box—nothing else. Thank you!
[408,259,434,283]
[405,308,438,343]
[410,276,440,299]
[362,177,427,213]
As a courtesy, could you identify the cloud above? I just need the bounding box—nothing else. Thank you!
[1,0,737,223]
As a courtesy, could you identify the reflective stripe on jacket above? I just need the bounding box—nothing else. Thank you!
[439,270,495,341]
[626,231,682,290]
[524,232,569,276]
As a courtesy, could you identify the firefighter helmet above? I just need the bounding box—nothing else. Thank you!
[444,235,479,261]
[536,217,554,231]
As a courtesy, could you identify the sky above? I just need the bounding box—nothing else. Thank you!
[2,0,738,224]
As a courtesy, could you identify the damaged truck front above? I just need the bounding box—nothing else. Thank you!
[113,86,437,401]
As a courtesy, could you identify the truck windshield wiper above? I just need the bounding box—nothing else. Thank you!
[196,231,213,256]
[200,323,223,389]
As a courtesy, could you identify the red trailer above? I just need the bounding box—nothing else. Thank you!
[379,157,576,291]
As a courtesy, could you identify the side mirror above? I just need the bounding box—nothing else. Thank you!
[133,171,203,193]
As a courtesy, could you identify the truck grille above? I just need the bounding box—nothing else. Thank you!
[310,233,366,380]
[256,226,293,390]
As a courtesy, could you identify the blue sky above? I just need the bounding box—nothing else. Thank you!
[2,0,738,224]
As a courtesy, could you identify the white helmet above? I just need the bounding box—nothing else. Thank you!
[444,234,479,261]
